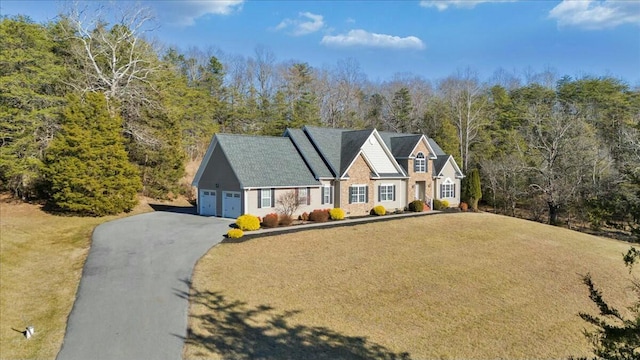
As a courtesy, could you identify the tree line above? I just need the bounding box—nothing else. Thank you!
[0,7,638,238]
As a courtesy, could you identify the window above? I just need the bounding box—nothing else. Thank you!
[260,189,272,208]
[379,184,395,202]
[322,186,331,204]
[440,178,455,198]
[349,185,367,204]
[414,152,426,173]
[298,188,308,204]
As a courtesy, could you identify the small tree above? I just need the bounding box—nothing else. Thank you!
[276,190,301,217]
[578,247,639,360]
[465,168,482,211]
[44,92,141,215]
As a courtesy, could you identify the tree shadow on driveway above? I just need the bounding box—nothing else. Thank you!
[149,203,196,214]
[174,280,412,360]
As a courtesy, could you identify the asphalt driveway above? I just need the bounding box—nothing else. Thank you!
[56,211,233,360]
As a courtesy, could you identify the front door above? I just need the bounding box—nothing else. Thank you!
[415,181,426,201]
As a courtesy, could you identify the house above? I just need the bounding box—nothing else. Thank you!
[192,126,464,218]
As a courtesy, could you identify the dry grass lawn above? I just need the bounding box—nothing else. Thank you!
[186,212,639,360]
[0,197,158,360]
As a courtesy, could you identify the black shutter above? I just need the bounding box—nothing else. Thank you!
[378,185,381,202]
[349,186,353,204]
[365,186,369,203]
[307,187,311,205]
[258,189,262,208]
[271,189,275,207]
[321,187,325,205]
[393,185,396,201]
[453,184,456,198]
[330,187,334,204]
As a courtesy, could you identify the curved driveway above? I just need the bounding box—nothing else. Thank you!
[56,211,233,360]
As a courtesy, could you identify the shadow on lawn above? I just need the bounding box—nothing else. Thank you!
[174,280,412,360]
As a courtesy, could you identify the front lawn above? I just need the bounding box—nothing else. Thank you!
[185,212,638,359]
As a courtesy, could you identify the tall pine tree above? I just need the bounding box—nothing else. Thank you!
[44,92,141,215]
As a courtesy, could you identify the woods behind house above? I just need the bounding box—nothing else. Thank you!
[1,7,638,238]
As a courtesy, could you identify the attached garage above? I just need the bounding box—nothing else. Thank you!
[198,189,217,216]
[222,191,241,219]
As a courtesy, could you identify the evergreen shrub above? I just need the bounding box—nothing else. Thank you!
[236,214,260,231]
[227,229,244,239]
[309,209,329,222]
[433,199,449,210]
[329,208,345,220]
[262,213,279,228]
[408,200,424,212]
[372,205,386,216]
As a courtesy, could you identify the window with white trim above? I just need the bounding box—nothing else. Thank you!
[260,189,272,208]
[414,152,426,173]
[350,185,367,204]
[379,184,395,202]
[322,185,331,204]
[440,178,455,198]
[298,188,308,204]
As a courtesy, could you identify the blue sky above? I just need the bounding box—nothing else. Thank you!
[2,0,639,85]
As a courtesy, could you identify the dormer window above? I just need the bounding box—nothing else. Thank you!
[414,152,426,173]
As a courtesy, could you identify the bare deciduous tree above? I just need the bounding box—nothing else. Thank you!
[276,190,301,217]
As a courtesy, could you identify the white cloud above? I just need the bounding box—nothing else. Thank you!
[163,0,244,26]
[275,12,325,36]
[321,29,425,50]
[549,0,640,29]
[420,0,516,11]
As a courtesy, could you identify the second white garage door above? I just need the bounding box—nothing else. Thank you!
[222,191,241,219]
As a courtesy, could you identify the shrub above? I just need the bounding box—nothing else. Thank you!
[262,213,279,228]
[299,212,309,221]
[227,229,244,239]
[408,200,424,212]
[459,202,468,212]
[433,199,448,210]
[309,209,330,222]
[372,205,386,216]
[278,214,293,226]
[235,214,260,231]
[329,208,345,220]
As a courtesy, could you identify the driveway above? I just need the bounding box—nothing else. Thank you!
[56,211,233,360]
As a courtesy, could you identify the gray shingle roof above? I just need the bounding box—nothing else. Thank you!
[433,156,450,176]
[340,129,372,175]
[285,129,333,178]
[303,126,347,176]
[216,134,320,188]
[427,138,447,156]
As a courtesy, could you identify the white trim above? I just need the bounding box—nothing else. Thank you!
[260,189,272,208]
[192,136,219,187]
[340,130,407,179]
[414,152,427,173]
[409,135,438,160]
[379,183,394,202]
[350,184,367,204]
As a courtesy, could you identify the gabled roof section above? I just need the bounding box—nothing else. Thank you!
[340,129,373,175]
[284,128,333,179]
[379,132,438,159]
[303,126,346,177]
[433,155,465,179]
[194,133,320,188]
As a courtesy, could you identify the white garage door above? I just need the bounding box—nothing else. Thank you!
[222,191,241,219]
[199,189,216,216]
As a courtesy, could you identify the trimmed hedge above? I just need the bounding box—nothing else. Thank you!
[372,205,386,216]
[236,214,260,231]
[433,199,450,210]
[227,229,244,239]
[408,200,424,212]
[329,208,345,220]
[309,209,330,222]
[262,213,279,228]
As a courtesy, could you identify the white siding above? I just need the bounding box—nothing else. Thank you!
[361,134,398,174]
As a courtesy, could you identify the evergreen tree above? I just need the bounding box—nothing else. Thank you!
[464,168,482,211]
[44,92,140,215]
